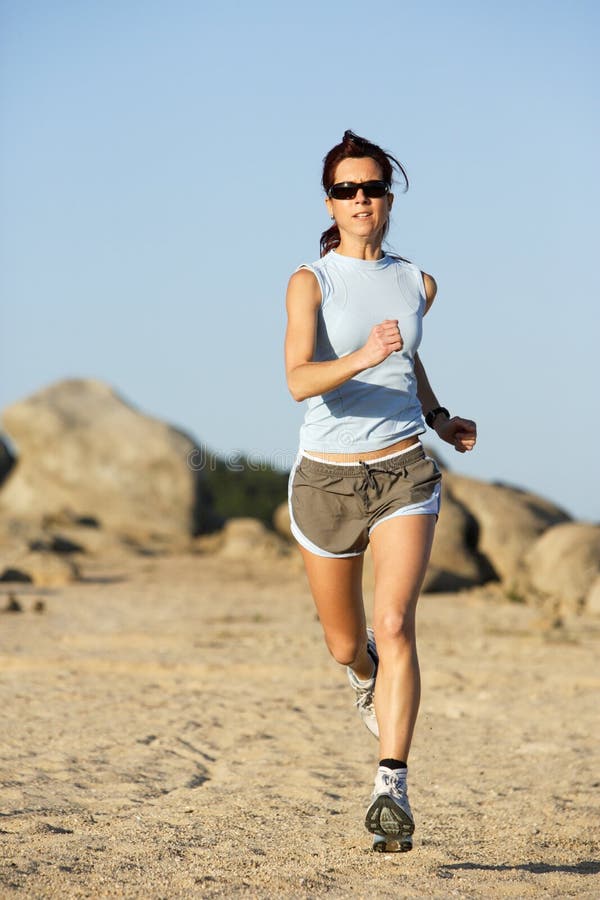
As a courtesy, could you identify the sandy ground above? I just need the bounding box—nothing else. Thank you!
[1,550,599,899]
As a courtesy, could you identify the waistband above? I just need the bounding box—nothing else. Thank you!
[297,444,426,477]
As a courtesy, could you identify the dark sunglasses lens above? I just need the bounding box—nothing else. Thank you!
[363,181,388,198]
[329,181,388,200]
[330,184,357,200]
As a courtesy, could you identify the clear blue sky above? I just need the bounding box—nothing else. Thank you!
[1,0,598,521]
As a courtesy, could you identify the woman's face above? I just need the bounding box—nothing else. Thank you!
[325,156,393,242]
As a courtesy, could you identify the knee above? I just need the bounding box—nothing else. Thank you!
[324,634,363,667]
[374,610,416,647]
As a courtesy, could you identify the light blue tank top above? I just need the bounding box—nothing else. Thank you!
[297,250,427,453]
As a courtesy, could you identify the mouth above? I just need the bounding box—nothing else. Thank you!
[353,212,372,219]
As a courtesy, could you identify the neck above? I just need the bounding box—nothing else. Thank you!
[335,235,385,261]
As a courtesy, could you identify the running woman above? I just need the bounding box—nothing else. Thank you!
[284,130,477,852]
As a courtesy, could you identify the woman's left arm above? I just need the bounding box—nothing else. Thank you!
[414,353,477,452]
[416,272,477,453]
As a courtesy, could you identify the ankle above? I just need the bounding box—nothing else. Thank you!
[349,664,375,685]
[350,649,377,681]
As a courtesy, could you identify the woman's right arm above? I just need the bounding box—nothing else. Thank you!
[284,269,402,402]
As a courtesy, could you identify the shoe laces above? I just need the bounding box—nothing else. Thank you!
[353,678,375,712]
[378,768,407,797]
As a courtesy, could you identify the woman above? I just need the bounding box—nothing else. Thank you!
[284,130,477,852]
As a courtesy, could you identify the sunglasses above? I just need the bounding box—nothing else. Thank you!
[327,180,390,200]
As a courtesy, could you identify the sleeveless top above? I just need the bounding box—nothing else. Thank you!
[296,250,427,453]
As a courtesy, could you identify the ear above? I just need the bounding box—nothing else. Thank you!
[387,192,394,212]
[325,196,334,219]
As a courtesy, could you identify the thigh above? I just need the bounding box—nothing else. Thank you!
[369,514,437,624]
[299,545,366,651]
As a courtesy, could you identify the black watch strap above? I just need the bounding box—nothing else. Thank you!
[425,406,450,428]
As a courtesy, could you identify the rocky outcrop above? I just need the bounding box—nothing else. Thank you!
[272,501,292,541]
[208,517,291,560]
[443,474,571,588]
[586,576,600,616]
[0,548,80,587]
[516,522,600,617]
[424,482,494,592]
[0,378,213,539]
[4,379,595,616]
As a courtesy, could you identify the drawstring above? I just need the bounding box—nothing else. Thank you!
[360,459,409,492]
[357,457,411,507]
[360,460,377,490]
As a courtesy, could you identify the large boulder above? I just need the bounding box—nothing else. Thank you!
[444,473,571,587]
[518,522,600,616]
[0,379,212,538]
[586,576,600,616]
[424,482,495,592]
[216,518,290,559]
[272,501,292,541]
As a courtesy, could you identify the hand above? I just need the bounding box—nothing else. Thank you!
[435,415,477,453]
[358,319,403,368]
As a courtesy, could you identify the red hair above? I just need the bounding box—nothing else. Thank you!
[320,130,409,257]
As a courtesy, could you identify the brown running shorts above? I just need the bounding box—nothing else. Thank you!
[288,443,442,558]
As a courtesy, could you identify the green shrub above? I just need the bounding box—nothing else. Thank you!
[201,454,288,529]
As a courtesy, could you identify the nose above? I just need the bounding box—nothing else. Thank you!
[354,187,370,203]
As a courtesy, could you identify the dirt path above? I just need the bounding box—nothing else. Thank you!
[1,552,599,898]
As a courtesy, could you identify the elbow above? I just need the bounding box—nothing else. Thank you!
[288,383,308,403]
[287,370,309,402]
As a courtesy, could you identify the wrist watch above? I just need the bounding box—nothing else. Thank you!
[425,406,450,428]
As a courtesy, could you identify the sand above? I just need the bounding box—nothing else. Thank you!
[1,550,599,899]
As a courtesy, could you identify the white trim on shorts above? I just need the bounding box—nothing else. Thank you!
[288,454,363,558]
[368,480,441,536]
[300,441,422,466]
[288,451,442,560]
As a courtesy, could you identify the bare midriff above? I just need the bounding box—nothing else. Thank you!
[302,434,421,463]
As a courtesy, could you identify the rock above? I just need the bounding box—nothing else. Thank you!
[0,551,79,587]
[444,473,570,587]
[28,534,85,554]
[520,522,600,615]
[424,482,495,592]
[0,434,16,488]
[0,378,212,538]
[586,575,600,616]
[3,594,23,613]
[218,518,290,560]
[0,566,31,583]
[0,512,170,564]
[272,501,292,541]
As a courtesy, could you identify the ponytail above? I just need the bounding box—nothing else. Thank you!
[320,223,341,256]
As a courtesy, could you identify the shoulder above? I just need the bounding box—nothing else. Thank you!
[286,265,322,310]
[420,271,437,314]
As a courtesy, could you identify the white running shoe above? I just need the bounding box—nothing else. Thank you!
[365,766,414,847]
[346,627,379,738]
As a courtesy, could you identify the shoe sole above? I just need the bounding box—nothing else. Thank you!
[363,716,379,739]
[372,833,413,852]
[364,627,379,739]
[365,795,414,838]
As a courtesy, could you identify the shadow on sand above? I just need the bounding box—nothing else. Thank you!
[440,860,600,876]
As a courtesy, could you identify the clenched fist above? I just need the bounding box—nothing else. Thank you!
[358,319,403,368]
[435,415,477,453]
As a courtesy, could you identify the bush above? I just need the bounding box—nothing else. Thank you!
[201,454,288,529]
